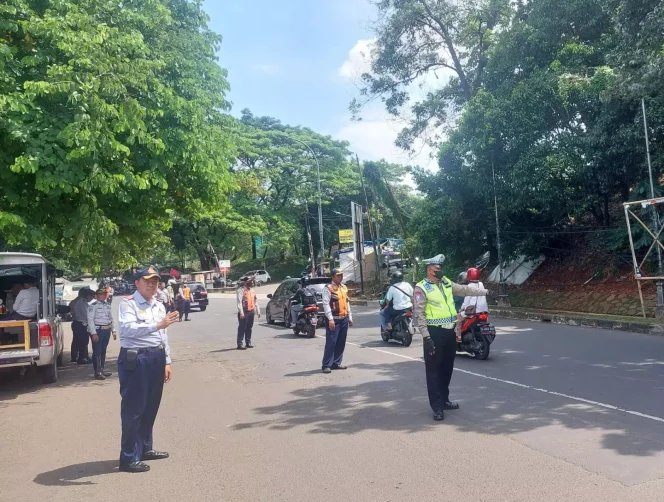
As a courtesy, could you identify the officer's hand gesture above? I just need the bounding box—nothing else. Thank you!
[112,331,117,340]
[91,334,99,343]
[328,319,335,330]
[240,313,245,320]
[157,311,179,330]
[349,319,354,327]
[424,336,436,356]
[164,364,172,383]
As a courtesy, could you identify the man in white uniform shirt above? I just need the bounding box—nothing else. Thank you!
[9,279,39,319]
[380,271,414,332]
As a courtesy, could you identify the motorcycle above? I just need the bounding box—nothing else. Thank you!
[381,309,414,347]
[293,304,318,338]
[458,312,496,360]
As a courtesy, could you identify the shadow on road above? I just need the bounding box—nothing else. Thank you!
[233,359,664,457]
[33,459,118,486]
[209,348,241,354]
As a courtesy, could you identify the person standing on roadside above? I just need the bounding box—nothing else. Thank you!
[87,286,116,380]
[70,287,94,364]
[155,282,170,311]
[413,254,490,422]
[321,268,353,374]
[117,265,179,473]
[167,282,175,312]
[179,283,192,322]
[236,278,260,350]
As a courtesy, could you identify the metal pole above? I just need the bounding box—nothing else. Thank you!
[291,137,324,273]
[492,159,510,307]
[642,99,664,318]
[625,205,647,318]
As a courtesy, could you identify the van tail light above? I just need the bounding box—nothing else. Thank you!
[478,313,489,322]
[200,291,208,297]
[39,322,53,347]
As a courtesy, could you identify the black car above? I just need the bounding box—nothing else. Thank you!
[265,277,328,328]
[186,282,209,311]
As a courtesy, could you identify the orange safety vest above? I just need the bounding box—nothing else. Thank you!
[242,289,255,312]
[328,284,348,318]
[182,287,191,301]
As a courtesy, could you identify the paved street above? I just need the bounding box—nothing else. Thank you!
[3,297,664,501]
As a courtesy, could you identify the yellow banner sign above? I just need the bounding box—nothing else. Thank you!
[338,229,353,244]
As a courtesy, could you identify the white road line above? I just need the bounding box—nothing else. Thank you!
[345,341,664,425]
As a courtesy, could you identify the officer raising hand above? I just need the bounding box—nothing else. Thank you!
[117,265,179,474]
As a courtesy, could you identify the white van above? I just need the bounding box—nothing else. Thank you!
[0,253,65,384]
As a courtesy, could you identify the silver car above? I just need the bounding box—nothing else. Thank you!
[0,253,65,384]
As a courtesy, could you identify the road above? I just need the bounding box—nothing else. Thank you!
[2,296,664,501]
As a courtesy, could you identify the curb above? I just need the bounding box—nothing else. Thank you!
[492,308,664,336]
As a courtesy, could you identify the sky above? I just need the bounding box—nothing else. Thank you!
[204,0,437,170]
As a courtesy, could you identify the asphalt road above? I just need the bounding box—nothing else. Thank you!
[2,296,664,501]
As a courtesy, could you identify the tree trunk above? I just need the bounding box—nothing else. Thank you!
[251,237,257,260]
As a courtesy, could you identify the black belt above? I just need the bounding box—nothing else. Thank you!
[122,345,164,353]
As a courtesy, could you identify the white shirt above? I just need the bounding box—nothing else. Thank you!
[386,282,413,310]
[13,286,39,317]
[461,281,489,314]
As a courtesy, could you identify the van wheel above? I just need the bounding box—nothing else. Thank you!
[284,309,292,329]
[267,307,275,325]
[40,360,58,384]
[56,350,64,367]
[199,305,207,312]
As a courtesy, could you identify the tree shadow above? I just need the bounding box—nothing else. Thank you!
[33,460,118,486]
[232,360,664,457]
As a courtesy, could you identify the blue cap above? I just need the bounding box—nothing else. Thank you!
[135,265,160,281]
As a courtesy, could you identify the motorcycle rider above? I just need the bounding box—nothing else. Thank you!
[290,277,317,326]
[380,271,413,333]
[413,254,489,421]
[460,268,489,315]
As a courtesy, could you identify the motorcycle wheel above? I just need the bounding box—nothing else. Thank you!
[380,329,391,343]
[473,333,491,360]
[401,330,413,347]
[306,325,316,338]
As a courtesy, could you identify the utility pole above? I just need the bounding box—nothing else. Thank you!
[356,155,381,283]
[492,159,510,307]
[304,203,316,276]
[642,98,664,318]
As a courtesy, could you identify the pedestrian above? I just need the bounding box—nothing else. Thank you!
[413,254,489,421]
[179,283,191,322]
[321,268,353,374]
[117,265,179,473]
[4,278,39,320]
[236,278,260,350]
[166,282,175,312]
[155,282,170,310]
[87,286,116,380]
[70,287,94,364]
[107,284,114,304]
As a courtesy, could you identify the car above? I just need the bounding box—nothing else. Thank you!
[186,282,209,311]
[0,252,65,384]
[242,270,271,285]
[265,277,328,329]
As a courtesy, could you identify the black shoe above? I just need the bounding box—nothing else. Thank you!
[70,359,77,364]
[119,461,150,473]
[246,343,254,349]
[185,318,191,322]
[331,365,348,370]
[443,401,459,410]
[433,411,445,421]
[94,373,106,381]
[237,346,246,350]
[322,367,332,374]
[101,369,112,377]
[142,450,169,461]
[77,358,92,365]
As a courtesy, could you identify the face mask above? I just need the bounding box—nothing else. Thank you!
[434,270,444,280]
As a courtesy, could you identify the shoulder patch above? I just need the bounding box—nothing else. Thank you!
[423,282,434,292]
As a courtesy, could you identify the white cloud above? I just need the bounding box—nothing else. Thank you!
[252,63,281,75]
[338,39,376,81]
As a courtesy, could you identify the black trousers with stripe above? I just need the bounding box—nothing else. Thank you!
[424,326,457,413]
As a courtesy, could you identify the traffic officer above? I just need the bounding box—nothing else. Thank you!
[321,268,353,374]
[87,286,116,380]
[70,287,94,364]
[236,278,260,350]
[117,265,179,473]
[413,254,489,421]
[178,283,192,322]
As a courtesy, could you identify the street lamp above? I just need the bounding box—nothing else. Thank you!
[291,137,324,272]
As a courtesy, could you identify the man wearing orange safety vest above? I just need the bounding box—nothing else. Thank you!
[236,278,260,350]
[321,268,353,374]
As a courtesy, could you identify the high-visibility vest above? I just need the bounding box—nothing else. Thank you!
[416,278,457,326]
[242,289,255,312]
[328,284,348,318]
[182,287,191,301]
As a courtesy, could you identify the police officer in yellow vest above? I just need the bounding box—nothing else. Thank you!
[321,268,353,374]
[413,254,489,421]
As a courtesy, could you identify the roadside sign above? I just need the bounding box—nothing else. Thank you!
[219,259,231,272]
[339,229,353,244]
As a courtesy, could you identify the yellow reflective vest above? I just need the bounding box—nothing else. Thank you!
[416,278,457,326]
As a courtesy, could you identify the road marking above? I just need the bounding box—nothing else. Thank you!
[345,341,664,424]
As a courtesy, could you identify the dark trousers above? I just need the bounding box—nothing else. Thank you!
[178,301,190,321]
[322,316,349,369]
[424,326,457,412]
[91,328,111,372]
[71,321,90,361]
[118,347,166,465]
[237,311,255,346]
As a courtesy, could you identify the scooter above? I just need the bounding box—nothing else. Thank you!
[380,309,414,347]
[293,304,318,338]
[458,312,496,360]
